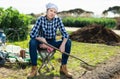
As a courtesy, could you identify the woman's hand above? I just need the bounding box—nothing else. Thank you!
[59,38,67,53]
[36,37,48,48]
[59,44,65,53]
[39,44,48,49]
[36,37,54,53]
[39,44,54,53]
[47,46,54,53]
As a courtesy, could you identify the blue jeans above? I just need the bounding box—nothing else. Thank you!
[29,38,71,66]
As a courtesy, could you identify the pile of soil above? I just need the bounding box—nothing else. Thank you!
[70,24,120,46]
[114,17,120,30]
[116,24,120,30]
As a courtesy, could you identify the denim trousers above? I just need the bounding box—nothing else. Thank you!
[29,38,71,66]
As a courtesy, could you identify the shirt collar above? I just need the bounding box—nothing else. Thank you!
[45,15,55,22]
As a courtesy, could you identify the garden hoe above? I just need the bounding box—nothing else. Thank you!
[39,40,96,71]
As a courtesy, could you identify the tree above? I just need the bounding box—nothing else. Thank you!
[0,7,4,15]
[102,6,120,17]
[108,6,120,15]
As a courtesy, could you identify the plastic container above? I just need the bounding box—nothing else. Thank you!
[0,29,6,44]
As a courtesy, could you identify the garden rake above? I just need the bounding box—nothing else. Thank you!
[39,40,96,71]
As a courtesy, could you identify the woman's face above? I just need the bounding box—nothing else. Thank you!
[46,8,57,20]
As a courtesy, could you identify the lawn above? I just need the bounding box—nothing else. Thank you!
[1,31,120,79]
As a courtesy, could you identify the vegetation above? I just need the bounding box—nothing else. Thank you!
[62,17,117,28]
[0,7,32,41]
[7,29,120,66]
[103,6,120,16]
[4,36,120,79]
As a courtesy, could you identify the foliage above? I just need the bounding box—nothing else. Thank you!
[62,17,117,28]
[28,13,37,24]
[0,7,32,41]
[103,6,120,16]
[10,35,30,48]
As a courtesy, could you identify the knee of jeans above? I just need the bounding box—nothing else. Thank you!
[29,39,37,46]
[66,39,71,46]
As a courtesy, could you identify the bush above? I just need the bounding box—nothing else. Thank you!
[62,17,117,28]
[0,7,32,41]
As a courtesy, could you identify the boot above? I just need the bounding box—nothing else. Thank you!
[27,66,37,77]
[60,65,72,78]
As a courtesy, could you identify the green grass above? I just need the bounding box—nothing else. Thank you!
[7,32,120,67]
[5,31,120,78]
[7,35,30,49]
[46,41,120,77]
[71,41,120,65]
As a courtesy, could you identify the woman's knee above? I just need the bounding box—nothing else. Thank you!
[66,39,71,46]
[29,39,38,46]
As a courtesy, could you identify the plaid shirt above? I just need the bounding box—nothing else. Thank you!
[30,16,69,39]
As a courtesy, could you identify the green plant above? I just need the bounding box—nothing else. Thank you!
[0,7,32,41]
[62,17,117,28]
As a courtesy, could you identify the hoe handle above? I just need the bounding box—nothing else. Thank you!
[39,40,90,65]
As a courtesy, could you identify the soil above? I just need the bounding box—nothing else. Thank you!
[70,24,120,46]
[80,52,120,79]
[1,52,120,79]
[114,17,120,30]
[68,24,120,79]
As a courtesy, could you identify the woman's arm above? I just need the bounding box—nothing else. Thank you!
[58,17,69,52]
[30,17,41,38]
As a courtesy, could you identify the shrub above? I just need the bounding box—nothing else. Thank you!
[0,7,32,41]
[62,17,117,28]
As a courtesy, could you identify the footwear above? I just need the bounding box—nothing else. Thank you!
[27,66,37,77]
[60,65,72,78]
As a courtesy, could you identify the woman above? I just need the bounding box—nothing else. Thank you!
[28,3,72,78]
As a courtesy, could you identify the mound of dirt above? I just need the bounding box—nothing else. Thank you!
[70,24,120,46]
[114,17,120,30]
